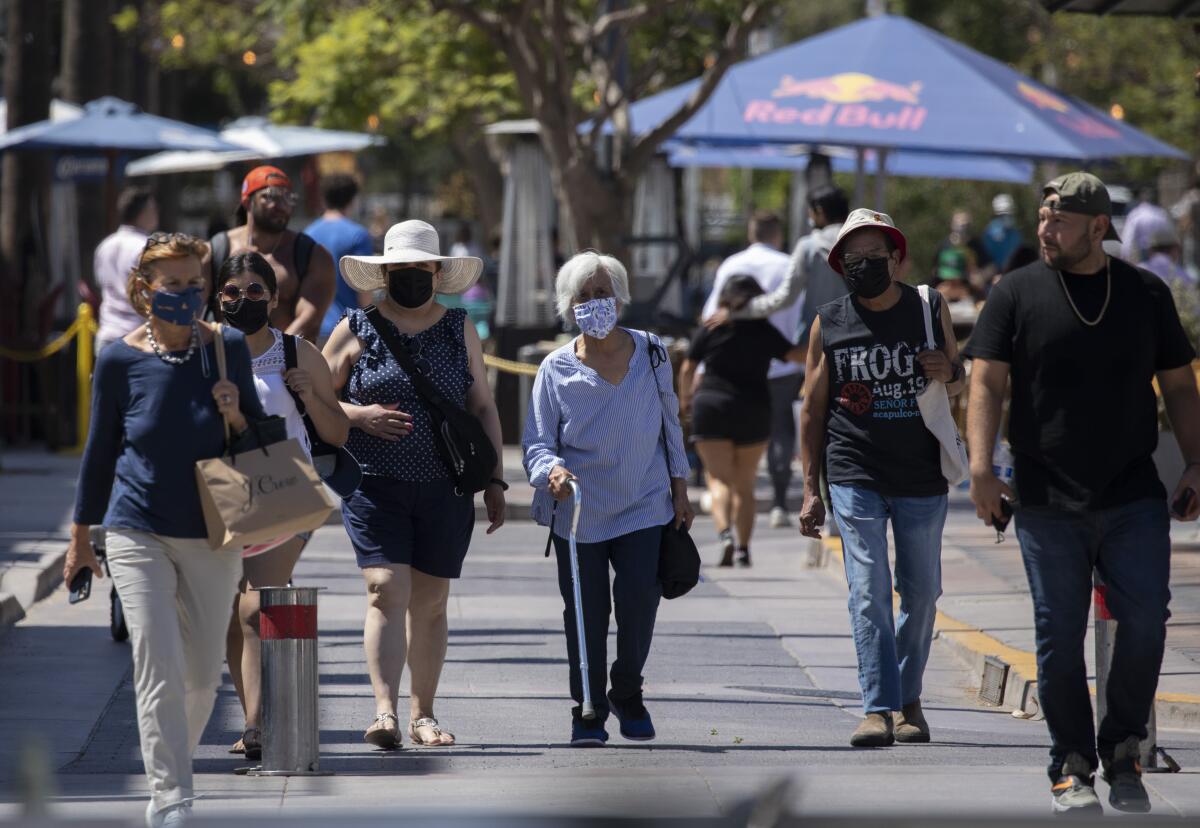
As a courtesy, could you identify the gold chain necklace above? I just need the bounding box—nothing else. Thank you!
[1056,257,1111,327]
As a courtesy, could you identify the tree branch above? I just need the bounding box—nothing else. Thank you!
[590,1,679,42]
[627,1,771,174]
[427,0,505,41]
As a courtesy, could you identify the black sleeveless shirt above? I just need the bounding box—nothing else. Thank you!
[818,283,948,497]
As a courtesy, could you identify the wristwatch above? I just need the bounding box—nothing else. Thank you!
[489,477,510,491]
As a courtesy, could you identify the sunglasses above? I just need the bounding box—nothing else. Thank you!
[143,231,197,249]
[256,187,298,207]
[220,283,269,302]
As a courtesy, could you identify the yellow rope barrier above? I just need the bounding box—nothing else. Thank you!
[483,353,542,377]
[0,310,96,362]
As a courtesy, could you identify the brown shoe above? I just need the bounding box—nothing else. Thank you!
[849,712,894,747]
[895,700,930,743]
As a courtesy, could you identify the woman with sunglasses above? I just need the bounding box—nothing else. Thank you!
[64,233,266,827]
[325,220,506,750]
[216,252,350,761]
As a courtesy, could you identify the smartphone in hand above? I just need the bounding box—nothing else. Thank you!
[68,567,93,604]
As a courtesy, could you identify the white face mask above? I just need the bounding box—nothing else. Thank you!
[573,297,618,339]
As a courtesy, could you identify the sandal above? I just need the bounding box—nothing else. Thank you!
[364,712,401,750]
[228,738,246,755]
[242,727,262,761]
[409,716,455,747]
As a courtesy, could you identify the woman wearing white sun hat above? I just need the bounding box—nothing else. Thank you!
[323,219,506,750]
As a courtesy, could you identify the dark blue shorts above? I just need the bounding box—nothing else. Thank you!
[341,475,475,579]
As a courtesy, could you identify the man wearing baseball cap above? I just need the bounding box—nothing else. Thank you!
[204,165,335,342]
[798,208,965,748]
[966,171,1200,815]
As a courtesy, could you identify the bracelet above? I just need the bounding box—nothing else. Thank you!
[489,477,509,491]
[949,361,965,384]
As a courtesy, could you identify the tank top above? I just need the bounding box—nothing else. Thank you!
[818,283,947,497]
[251,328,311,459]
[344,307,472,482]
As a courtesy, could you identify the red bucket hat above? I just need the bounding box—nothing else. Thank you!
[241,165,292,205]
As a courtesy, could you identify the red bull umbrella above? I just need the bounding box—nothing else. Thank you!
[612,15,1184,162]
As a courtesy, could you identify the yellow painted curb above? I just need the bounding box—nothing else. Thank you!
[819,537,1200,708]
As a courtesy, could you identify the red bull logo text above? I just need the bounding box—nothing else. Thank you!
[1016,80,1119,140]
[746,72,927,132]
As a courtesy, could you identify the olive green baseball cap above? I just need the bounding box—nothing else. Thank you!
[1042,171,1120,241]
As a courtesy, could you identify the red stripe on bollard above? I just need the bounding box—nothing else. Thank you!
[261,604,318,640]
[1093,585,1114,621]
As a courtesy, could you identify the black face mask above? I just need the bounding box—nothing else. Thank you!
[388,267,434,308]
[221,298,271,334]
[843,256,893,300]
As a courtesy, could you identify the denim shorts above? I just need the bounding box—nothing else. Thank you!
[341,475,475,578]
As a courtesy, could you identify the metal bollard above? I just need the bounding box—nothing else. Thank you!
[247,586,332,777]
[1093,575,1179,773]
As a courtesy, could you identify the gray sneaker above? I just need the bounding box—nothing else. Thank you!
[1102,736,1151,813]
[769,507,791,529]
[1051,752,1102,816]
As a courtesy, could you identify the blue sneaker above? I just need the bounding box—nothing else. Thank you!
[570,718,609,747]
[609,692,656,741]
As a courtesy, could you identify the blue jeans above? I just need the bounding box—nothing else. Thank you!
[553,525,663,724]
[830,484,947,713]
[1015,499,1171,781]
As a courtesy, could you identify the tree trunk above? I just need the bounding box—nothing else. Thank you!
[1,0,53,340]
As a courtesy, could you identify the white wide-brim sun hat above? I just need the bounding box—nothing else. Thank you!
[340,219,483,295]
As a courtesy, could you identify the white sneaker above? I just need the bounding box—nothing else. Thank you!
[769,507,791,529]
[147,800,192,827]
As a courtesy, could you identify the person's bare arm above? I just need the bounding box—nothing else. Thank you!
[915,301,966,396]
[730,243,809,320]
[1159,364,1200,520]
[464,316,506,533]
[678,359,698,415]
[286,245,336,341]
[322,317,413,440]
[966,358,1013,525]
[798,319,828,538]
[290,338,350,447]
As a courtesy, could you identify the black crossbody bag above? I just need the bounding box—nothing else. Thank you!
[364,306,497,495]
[643,333,701,600]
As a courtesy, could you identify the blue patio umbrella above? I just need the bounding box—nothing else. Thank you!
[617,15,1186,162]
[0,96,245,230]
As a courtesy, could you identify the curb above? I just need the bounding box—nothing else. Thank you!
[817,537,1200,732]
[0,541,66,636]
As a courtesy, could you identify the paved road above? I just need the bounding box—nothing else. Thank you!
[1,517,1198,823]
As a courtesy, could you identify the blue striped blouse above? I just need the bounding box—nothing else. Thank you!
[523,329,690,544]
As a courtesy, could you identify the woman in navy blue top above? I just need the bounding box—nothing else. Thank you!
[325,220,505,751]
[63,233,266,826]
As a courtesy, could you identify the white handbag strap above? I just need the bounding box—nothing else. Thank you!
[916,285,937,350]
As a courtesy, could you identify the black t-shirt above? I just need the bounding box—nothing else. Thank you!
[688,320,792,403]
[963,257,1196,512]
[818,283,949,497]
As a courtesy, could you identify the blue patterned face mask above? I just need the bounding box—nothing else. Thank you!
[573,297,618,339]
[150,286,204,326]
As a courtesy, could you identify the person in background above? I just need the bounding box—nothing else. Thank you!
[683,276,806,566]
[700,211,802,530]
[305,173,376,342]
[449,221,484,260]
[217,251,350,762]
[799,209,965,750]
[94,187,158,353]
[523,251,692,747]
[967,172,1200,816]
[1121,187,1174,264]
[65,233,266,827]
[1140,226,1193,286]
[930,250,980,340]
[932,210,993,294]
[326,220,506,751]
[205,166,336,342]
[982,194,1023,274]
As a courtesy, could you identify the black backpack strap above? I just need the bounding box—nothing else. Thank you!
[209,231,229,282]
[294,232,317,282]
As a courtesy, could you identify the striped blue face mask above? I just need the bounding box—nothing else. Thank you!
[573,297,618,339]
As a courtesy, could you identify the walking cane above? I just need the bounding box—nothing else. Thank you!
[566,479,595,720]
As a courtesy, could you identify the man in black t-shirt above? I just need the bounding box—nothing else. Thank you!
[965,171,1200,816]
[798,209,965,749]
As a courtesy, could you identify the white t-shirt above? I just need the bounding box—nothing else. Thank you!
[94,225,149,344]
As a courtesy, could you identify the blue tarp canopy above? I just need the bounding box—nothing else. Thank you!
[0,96,241,153]
[619,15,1186,162]
[665,143,1034,183]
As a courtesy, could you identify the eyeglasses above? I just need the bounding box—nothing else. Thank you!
[256,187,298,207]
[220,283,269,302]
[842,248,890,268]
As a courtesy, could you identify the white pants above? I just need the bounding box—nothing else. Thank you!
[106,529,242,812]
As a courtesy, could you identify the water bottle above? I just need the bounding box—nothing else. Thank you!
[992,440,1014,486]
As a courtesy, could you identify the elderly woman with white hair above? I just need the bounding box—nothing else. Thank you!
[523,251,692,747]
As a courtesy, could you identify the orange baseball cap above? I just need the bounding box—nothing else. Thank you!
[241,165,292,204]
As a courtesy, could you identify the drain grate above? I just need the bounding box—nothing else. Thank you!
[979,655,1010,706]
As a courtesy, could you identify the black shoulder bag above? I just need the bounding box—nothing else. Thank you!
[363,306,497,495]
[281,334,363,499]
[644,333,701,600]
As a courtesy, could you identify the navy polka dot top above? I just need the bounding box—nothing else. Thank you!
[344,307,472,482]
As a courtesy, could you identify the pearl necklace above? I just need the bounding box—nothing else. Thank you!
[146,321,199,365]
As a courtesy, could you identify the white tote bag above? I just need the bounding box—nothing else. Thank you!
[916,285,969,486]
